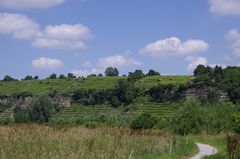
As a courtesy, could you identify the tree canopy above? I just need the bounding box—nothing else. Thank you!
[105,67,119,76]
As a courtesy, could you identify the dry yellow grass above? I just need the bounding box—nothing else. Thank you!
[0,124,169,159]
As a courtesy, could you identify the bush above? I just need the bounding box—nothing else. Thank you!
[0,103,9,112]
[14,111,29,123]
[170,99,204,135]
[0,117,14,125]
[171,99,237,135]
[154,118,170,129]
[28,94,54,123]
[130,113,157,130]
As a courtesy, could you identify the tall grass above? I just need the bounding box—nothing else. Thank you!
[0,124,196,159]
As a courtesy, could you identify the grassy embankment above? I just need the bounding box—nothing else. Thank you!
[0,124,197,159]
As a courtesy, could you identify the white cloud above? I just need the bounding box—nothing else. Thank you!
[186,56,208,72]
[32,23,91,50]
[32,38,85,50]
[226,29,240,57]
[71,54,142,77]
[140,37,209,57]
[32,57,64,70]
[0,0,64,9]
[71,68,103,77]
[43,24,91,40]
[0,12,92,50]
[209,0,240,16]
[186,56,227,73]
[226,29,240,41]
[97,54,142,68]
[0,13,40,39]
[209,64,227,68]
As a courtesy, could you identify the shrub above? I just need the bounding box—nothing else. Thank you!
[171,99,237,135]
[154,118,170,129]
[170,99,204,135]
[130,113,157,130]
[28,94,54,123]
[14,111,29,123]
[0,103,9,112]
[0,117,14,125]
[105,67,119,76]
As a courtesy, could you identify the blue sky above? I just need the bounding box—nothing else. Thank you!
[0,0,240,79]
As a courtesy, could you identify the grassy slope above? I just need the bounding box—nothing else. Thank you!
[0,75,191,123]
[135,75,192,88]
[0,76,126,96]
[0,75,192,96]
[52,102,176,124]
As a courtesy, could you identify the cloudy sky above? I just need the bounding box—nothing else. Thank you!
[0,0,240,78]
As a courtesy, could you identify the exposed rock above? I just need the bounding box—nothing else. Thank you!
[186,87,228,101]
[52,94,71,108]
[0,96,32,110]
[0,94,71,110]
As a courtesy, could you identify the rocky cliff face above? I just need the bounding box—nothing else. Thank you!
[186,86,228,101]
[0,96,32,110]
[0,94,71,110]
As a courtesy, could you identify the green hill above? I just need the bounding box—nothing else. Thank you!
[0,75,192,96]
[0,75,192,122]
[134,75,192,88]
[0,76,126,96]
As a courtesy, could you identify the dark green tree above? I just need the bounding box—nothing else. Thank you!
[130,113,157,130]
[27,94,54,123]
[3,75,16,82]
[67,73,76,78]
[110,96,121,108]
[170,99,204,135]
[24,75,33,80]
[49,73,57,79]
[59,74,66,79]
[33,76,39,80]
[194,65,209,76]
[146,69,160,76]
[105,67,119,76]
[127,70,145,82]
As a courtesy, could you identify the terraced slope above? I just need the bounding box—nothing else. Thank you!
[0,109,13,121]
[52,102,175,120]
[0,75,192,96]
[129,102,175,118]
[135,75,192,89]
[52,105,122,119]
[0,76,126,96]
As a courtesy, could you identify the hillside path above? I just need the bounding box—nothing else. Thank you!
[190,143,218,159]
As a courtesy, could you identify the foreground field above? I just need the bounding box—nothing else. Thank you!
[0,124,196,159]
